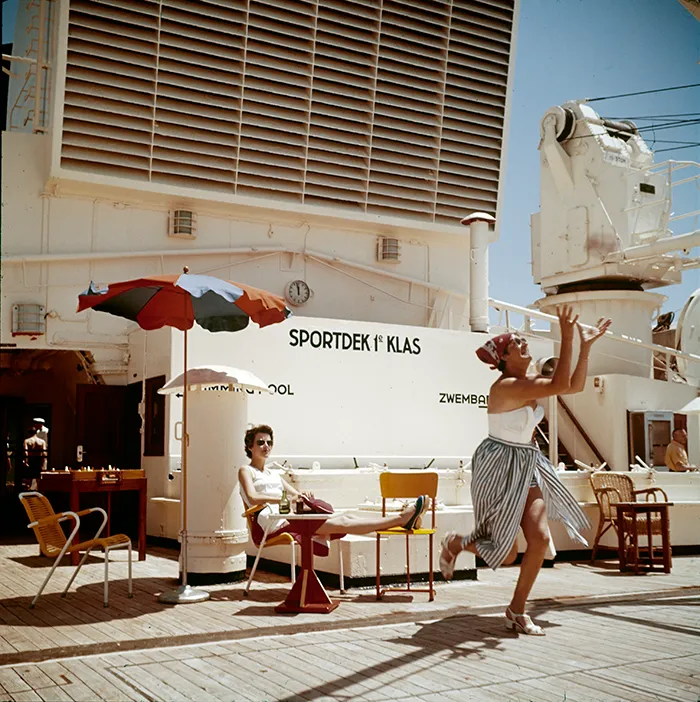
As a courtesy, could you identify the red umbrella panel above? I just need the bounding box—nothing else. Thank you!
[78,272,291,331]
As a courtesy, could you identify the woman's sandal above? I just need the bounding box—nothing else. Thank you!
[505,607,545,636]
[439,531,459,581]
[402,495,428,531]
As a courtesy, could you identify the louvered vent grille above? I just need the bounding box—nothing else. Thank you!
[60,0,514,224]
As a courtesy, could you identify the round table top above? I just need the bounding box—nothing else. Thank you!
[266,510,343,520]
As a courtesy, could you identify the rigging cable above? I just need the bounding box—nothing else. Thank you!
[585,83,700,103]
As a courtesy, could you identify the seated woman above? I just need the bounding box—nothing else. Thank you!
[239,424,428,555]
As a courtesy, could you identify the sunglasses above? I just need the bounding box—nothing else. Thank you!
[256,439,273,447]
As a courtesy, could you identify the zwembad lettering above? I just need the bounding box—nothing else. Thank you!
[289,329,421,355]
[439,393,488,409]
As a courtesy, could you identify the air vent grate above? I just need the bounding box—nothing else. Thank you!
[169,210,197,239]
[377,236,401,262]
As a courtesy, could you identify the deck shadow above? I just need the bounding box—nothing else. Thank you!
[276,612,532,702]
[9,554,106,568]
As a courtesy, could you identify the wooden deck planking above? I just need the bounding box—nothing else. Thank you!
[179,657,263,702]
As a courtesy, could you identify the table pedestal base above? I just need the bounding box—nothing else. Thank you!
[275,567,339,614]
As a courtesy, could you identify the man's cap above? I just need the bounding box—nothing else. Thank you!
[32,418,45,424]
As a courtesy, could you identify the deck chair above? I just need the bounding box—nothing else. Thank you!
[19,491,132,608]
[243,504,347,595]
[243,504,297,596]
[375,471,438,602]
[589,473,668,563]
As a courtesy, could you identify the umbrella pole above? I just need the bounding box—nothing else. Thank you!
[158,326,209,604]
[182,327,188,586]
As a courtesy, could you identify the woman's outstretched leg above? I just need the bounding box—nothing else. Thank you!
[509,486,549,614]
[316,496,428,536]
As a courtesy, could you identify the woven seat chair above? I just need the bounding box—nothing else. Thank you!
[589,473,668,564]
[19,491,132,608]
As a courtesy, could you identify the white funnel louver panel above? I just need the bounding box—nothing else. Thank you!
[60,0,514,224]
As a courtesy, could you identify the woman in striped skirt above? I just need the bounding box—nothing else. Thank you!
[439,306,611,635]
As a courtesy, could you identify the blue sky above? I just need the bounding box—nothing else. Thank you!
[3,0,698,317]
[497,0,699,318]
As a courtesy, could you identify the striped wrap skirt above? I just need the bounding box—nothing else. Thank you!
[465,436,590,570]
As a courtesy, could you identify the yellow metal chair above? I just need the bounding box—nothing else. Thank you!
[375,471,438,601]
[589,473,668,563]
[19,491,132,608]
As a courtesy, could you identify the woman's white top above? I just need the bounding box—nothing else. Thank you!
[240,464,284,508]
[488,405,544,444]
[240,464,287,530]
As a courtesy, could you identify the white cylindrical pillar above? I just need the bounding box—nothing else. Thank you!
[535,289,666,377]
[462,212,496,333]
[184,388,249,580]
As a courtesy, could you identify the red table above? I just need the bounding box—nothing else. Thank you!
[265,512,340,614]
[615,501,673,574]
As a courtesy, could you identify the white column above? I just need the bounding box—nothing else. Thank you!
[185,388,249,578]
[461,212,495,333]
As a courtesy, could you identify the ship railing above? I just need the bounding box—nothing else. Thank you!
[623,160,699,242]
[489,298,700,384]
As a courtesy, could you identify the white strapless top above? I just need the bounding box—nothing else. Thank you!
[240,464,284,508]
[488,405,545,444]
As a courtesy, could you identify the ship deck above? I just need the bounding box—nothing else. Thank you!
[0,540,698,701]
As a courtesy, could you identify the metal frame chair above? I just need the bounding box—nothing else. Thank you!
[19,491,133,608]
[243,504,347,595]
[375,471,438,602]
[589,473,668,563]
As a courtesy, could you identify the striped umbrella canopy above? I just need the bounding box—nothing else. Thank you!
[77,270,291,332]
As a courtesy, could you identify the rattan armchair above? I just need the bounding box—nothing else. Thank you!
[19,491,133,608]
[589,473,669,564]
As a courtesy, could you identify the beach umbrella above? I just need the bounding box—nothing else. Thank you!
[78,268,291,604]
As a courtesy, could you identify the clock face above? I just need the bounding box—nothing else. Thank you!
[285,279,310,306]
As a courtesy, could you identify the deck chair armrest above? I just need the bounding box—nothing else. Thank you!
[243,504,265,517]
[27,511,80,529]
[634,487,669,502]
[594,487,623,501]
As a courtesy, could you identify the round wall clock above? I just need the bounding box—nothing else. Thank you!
[285,279,311,306]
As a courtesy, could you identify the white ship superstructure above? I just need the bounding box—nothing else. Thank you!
[2,0,699,583]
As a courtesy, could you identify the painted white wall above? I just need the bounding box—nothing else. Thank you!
[2,131,478,386]
[563,374,697,472]
[178,318,493,468]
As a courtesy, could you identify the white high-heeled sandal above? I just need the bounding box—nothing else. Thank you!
[505,607,545,636]
[439,532,459,581]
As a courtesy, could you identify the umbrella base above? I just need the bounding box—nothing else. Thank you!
[158,584,210,605]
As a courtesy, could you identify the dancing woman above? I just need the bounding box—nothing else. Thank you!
[439,306,610,635]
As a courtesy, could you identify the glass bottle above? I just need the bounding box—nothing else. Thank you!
[279,488,290,514]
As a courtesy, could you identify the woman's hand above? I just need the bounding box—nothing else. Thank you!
[557,305,579,339]
[577,318,611,349]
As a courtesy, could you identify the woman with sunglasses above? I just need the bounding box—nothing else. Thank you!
[239,425,429,557]
[439,306,611,635]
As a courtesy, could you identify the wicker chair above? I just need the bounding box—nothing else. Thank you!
[589,473,668,564]
[19,491,132,608]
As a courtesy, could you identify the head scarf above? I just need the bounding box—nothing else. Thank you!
[476,332,514,369]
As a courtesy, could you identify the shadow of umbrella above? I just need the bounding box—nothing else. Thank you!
[78,268,291,605]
